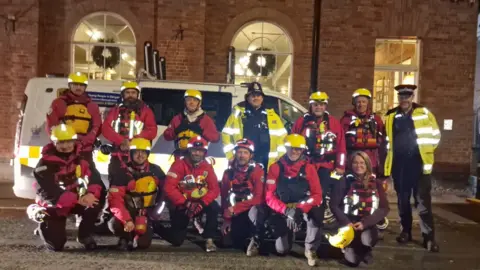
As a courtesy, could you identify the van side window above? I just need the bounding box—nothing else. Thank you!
[279,99,304,133]
[141,88,232,131]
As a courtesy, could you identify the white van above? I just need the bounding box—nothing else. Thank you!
[12,78,307,199]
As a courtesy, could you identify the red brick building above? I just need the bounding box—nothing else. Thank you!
[0,0,477,176]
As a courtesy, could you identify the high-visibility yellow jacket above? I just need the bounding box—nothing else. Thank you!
[222,105,287,169]
[384,104,441,175]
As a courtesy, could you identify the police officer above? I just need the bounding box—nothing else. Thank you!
[384,84,441,252]
[164,89,219,158]
[46,72,102,166]
[102,81,157,175]
[108,138,165,251]
[163,136,220,252]
[265,134,323,267]
[222,82,287,172]
[27,124,104,251]
[220,139,265,256]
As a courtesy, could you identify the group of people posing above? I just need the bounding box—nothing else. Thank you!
[27,72,441,267]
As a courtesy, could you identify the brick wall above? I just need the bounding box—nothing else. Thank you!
[0,0,477,173]
[0,0,39,162]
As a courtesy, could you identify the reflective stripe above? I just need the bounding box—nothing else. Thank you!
[339,153,345,166]
[424,164,433,171]
[222,127,240,135]
[269,128,287,136]
[346,130,356,135]
[268,152,279,158]
[432,129,440,136]
[412,115,428,121]
[277,145,287,153]
[416,138,440,145]
[223,144,235,153]
[423,108,429,114]
[234,109,242,117]
[415,127,433,135]
[395,114,402,118]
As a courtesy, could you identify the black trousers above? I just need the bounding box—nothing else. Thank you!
[392,153,435,239]
[222,206,264,249]
[108,217,152,249]
[344,227,378,266]
[39,204,102,251]
[160,201,220,246]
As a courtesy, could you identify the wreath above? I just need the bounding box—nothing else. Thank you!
[248,47,276,77]
[91,38,120,69]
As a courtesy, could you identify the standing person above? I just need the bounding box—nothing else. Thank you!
[46,72,102,166]
[162,136,220,252]
[265,134,323,267]
[163,89,219,158]
[222,82,287,172]
[27,124,104,251]
[107,138,165,251]
[292,91,346,223]
[220,139,265,256]
[329,151,389,267]
[384,84,441,252]
[102,81,157,176]
[340,88,386,175]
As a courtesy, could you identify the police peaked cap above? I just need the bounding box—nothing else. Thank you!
[394,84,417,94]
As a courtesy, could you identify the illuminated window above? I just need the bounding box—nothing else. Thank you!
[373,39,421,114]
[231,22,293,96]
[72,13,136,80]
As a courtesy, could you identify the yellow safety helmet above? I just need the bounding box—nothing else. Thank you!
[130,138,152,151]
[284,134,307,149]
[68,72,88,85]
[121,81,141,92]
[309,91,329,104]
[326,225,355,249]
[50,124,77,143]
[184,89,202,101]
[352,88,372,105]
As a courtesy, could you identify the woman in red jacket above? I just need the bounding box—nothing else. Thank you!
[329,151,389,267]
[265,134,323,267]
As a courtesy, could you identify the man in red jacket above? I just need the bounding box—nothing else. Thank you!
[107,138,165,251]
[102,81,157,176]
[220,138,265,256]
[27,124,104,251]
[266,134,323,267]
[163,89,219,158]
[46,72,102,165]
[163,136,220,252]
[340,88,386,176]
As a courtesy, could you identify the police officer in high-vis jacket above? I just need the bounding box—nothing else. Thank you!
[384,84,441,252]
[222,82,287,172]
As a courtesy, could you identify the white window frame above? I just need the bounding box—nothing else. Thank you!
[373,38,422,111]
[71,12,136,80]
[231,21,294,97]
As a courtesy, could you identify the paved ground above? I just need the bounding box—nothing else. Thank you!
[0,200,480,270]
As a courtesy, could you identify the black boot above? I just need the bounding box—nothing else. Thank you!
[396,231,412,244]
[77,236,97,251]
[118,238,133,251]
[423,238,440,252]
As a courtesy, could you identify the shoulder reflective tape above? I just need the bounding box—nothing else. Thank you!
[416,138,440,145]
[277,145,287,153]
[412,115,428,121]
[268,152,279,158]
[222,127,240,135]
[266,179,276,185]
[423,164,433,171]
[167,172,178,178]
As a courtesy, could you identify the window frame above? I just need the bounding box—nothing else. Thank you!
[231,21,294,97]
[71,12,137,80]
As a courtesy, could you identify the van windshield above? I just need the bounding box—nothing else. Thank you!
[141,88,233,131]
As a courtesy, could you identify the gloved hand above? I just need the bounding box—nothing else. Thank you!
[100,144,113,155]
[221,220,231,235]
[284,207,303,232]
[185,200,204,218]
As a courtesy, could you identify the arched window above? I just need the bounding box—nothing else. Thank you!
[231,22,293,96]
[72,12,136,80]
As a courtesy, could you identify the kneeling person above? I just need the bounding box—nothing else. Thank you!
[27,124,104,251]
[107,138,165,250]
[164,136,220,252]
[221,139,265,256]
[266,134,323,267]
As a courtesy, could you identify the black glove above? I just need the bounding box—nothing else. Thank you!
[100,144,113,155]
[284,207,303,232]
[185,200,205,218]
